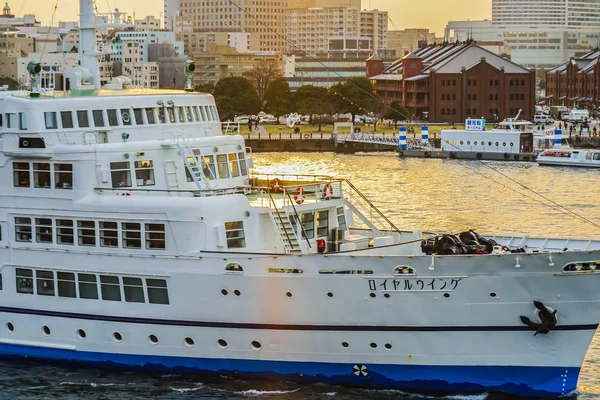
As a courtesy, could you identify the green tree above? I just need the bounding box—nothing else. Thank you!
[249,59,282,104]
[264,77,294,123]
[294,84,329,131]
[213,77,261,121]
[194,82,215,94]
[337,77,380,124]
[383,100,410,128]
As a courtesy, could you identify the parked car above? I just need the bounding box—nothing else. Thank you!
[234,115,250,124]
[533,114,554,125]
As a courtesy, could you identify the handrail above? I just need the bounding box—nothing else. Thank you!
[267,190,295,253]
[283,188,312,249]
[343,179,401,233]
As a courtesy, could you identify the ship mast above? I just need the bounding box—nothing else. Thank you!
[79,0,100,88]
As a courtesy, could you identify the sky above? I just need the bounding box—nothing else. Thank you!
[14,0,491,35]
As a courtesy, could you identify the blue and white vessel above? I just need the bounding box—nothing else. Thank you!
[0,1,599,397]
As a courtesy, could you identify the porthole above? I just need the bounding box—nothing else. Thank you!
[251,340,262,350]
[369,293,376,298]
[488,141,492,146]
[286,291,292,298]
[234,289,241,296]
[221,289,228,296]
[184,337,195,347]
[443,293,450,298]
[370,342,377,348]
[474,141,478,145]
[218,339,228,349]
[42,326,51,336]
[6,322,14,332]
[113,332,123,342]
[384,293,391,298]
[490,292,497,298]
[77,329,86,339]
[342,342,349,348]
[385,343,392,349]
[467,141,471,145]
[327,292,333,298]
[460,140,464,145]
[510,142,514,147]
[502,142,507,146]
[121,111,130,123]
[495,142,499,146]
[149,334,159,344]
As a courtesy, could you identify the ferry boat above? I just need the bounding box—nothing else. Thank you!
[537,148,600,168]
[0,1,600,397]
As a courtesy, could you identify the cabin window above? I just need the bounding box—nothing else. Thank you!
[121,109,132,126]
[16,268,34,294]
[61,111,74,128]
[13,162,30,187]
[204,156,216,179]
[5,113,15,129]
[19,112,27,130]
[185,156,196,182]
[301,213,314,239]
[77,220,96,246]
[35,218,53,243]
[0,114,3,127]
[158,107,166,123]
[176,106,185,123]
[107,109,119,126]
[145,223,166,249]
[33,163,51,188]
[93,110,105,127]
[199,106,207,121]
[44,112,58,129]
[78,273,99,299]
[122,222,142,249]
[100,275,122,301]
[185,106,193,122]
[225,221,245,248]
[167,107,175,123]
[100,221,118,247]
[205,106,214,121]
[216,155,230,178]
[192,106,200,121]
[54,164,73,189]
[134,160,155,186]
[110,161,131,188]
[56,219,74,245]
[316,210,329,237]
[15,217,32,242]
[36,270,55,296]
[57,271,76,297]
[238,152,247,176]
[337,207,347,230]
[145,108,156,124]
[146,278,169,304]
[77,110,90,128]
[228,153,240,177]
[123,277,145,303]
[133,108,144,125]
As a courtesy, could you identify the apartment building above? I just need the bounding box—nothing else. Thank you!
[388,29,436,57]
[360,9,387,53]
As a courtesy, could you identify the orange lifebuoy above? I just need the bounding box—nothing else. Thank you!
[270,178,283,193]
[304,133,310,139]
[294,187,306,204]
[322,183,334,200]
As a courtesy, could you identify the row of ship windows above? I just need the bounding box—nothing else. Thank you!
[13,217,166,250]
[36,105,219,131]
[13,162,73,189]
[14,268,170,304]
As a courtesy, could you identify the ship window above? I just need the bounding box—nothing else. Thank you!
[122,222,142,249]
[134,160,155,186]
[123,277,145,303]
[145,108,156,124]
[19,112,27,130]
[77,220,96,246]
[185,106,193,122]
[33,163,51,188]
[110,161,131,188]
[316,210,329,237]
[216,155,230,178]
[92,110,105,127]
[36,270,55,296]
[15,217,32,242]
[238,153,247,176]
[158,107,166,123]
[337,207,347,230]
[228,153,240,177]
[199,106,207,121]
[44,112,57,129]
[77,110,90,128]
[100,275,122,301]
[185,157,196,182]
[35,218,53,243]
[176,106,185,123]
[13,162,30,187]
[100,221,118,247]
[203,156,216,180]
[167,107,175,123]
[121,109,132,126]
[192,106,200,121]
[56,219,74,245]
[107,109,119,126]
[16,268,33,294]
[301,213,315,239]
[133,108,144,125]
[225,221,245,248]
[6,113,15,129]
[57,272,76,298]
[145,223,166,249]
[146,278,169,304]
[60,111,74,129]
[211,106,218,121]
[54,164,73,189]
[78,273,99,299]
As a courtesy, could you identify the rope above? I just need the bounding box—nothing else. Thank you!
[38,0,60,66]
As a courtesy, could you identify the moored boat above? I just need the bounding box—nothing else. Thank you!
[537,148,600,168]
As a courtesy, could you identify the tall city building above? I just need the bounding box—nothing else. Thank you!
[360,9,388,53]
[288,0,360,7]
[388,29,436,56]
[492,0,600,27]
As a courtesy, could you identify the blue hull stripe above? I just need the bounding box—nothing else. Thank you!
[0,306,596,332]
[0,342,579,397]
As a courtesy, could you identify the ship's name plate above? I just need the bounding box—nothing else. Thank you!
[367,276,467,293]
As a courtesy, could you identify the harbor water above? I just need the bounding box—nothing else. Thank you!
[3,153,600,399]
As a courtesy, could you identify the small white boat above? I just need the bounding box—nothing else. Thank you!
[537,149,600,168]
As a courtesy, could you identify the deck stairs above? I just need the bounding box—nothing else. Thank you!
[174,136,213,193]
[268,204,303,254]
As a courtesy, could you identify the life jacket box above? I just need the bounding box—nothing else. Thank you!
[373,236,394,246]
[344,234,370,249]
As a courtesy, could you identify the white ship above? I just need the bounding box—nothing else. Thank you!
[537,148,600,168]
[0,1,599,397]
